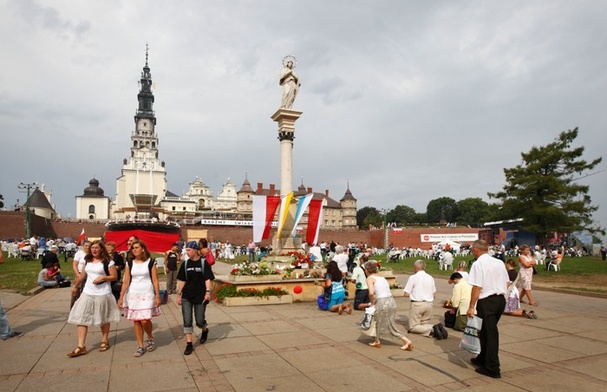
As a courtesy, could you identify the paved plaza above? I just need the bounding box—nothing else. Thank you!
[2,262,607,392]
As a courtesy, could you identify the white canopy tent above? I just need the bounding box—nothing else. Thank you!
[435,239,462,252]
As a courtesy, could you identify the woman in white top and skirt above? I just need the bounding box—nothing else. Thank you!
[118,240,161,357]
[67,240,121,357]
[365,260,413,350]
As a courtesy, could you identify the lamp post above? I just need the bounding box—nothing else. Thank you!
[381,208,388,251]
[18,182,37,238]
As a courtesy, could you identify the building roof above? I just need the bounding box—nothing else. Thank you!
[27,188,55,211]
[82,178,105,197]
[237,178,254,193]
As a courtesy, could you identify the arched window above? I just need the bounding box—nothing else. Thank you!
[88,205,95,214]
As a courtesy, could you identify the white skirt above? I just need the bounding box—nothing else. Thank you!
[68,293,121,326]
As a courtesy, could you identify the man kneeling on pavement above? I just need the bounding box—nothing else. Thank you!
[403,259,449,339]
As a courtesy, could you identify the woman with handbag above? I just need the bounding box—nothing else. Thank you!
[364,260,413,350]
[518,245,538,306]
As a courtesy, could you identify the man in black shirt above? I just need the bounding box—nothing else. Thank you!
[176,241,214,355]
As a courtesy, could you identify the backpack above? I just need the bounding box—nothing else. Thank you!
[84,259,111,284]
[126,258,156,284]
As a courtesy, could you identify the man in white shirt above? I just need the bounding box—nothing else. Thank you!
[404,260,447,339]
[467,240,509,379]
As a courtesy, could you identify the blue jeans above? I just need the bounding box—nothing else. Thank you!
[181,297,207,334]
[0,301,15,340]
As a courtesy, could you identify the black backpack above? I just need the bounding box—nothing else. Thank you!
[126,258,156,283]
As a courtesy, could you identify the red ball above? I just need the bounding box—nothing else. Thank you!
[293,285,303,294]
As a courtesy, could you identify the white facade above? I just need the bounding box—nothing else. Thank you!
[213,178,237,211]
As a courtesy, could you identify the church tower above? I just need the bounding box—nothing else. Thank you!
[340,181,357,230]
[112,45,168,220]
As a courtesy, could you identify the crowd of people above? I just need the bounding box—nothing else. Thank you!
[0,235,218,358]
[1,233,587,380]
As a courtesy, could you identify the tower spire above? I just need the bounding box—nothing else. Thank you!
[136,44,155,122]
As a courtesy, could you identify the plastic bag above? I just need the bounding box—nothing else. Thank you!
[360,305,376,335]
[459,315,482,354]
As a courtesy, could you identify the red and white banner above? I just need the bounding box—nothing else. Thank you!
[305,199,324,245]
[77,228,86,245]
[252,195,281,242]
[392,228,403,234]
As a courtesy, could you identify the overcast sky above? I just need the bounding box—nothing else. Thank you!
[1,0,605,237]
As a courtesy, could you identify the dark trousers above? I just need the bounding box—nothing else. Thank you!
[476,294,506,374]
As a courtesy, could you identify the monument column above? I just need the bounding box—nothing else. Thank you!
[270,109,303,253]
[271,109,302,197]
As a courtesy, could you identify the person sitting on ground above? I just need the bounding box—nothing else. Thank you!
[350,254,371,311]
[504,259,537,319]
[321,260,352,315]
[38,262,60,288]
[447,272,474,331]
[40,245,60,268]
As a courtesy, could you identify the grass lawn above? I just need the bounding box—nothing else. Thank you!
[2,251,606,295]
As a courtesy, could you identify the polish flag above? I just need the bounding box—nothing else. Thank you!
[77,228,86,245]
[305,199,324,245]
[252,195,281,242]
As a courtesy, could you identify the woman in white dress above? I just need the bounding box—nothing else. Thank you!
[518,244,538,306]
[118,240,161,357]
[364,260,413,350]
[67,240,120,357]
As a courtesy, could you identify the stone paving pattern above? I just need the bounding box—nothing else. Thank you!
[1,261,607,392]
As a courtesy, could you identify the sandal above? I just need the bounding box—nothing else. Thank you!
[368,341,381,348]
[146,339,155,352]
[99,342,110,352]
[529,310,539,319]
[133,347,145,358]
[338,304,344,315]
[400,343,414,351]
[67,346,87,357]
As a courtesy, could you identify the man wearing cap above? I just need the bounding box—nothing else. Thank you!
[176,241,214,356]
[467,239,509,379]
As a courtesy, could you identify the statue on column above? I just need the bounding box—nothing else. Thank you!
[279,55,300,109]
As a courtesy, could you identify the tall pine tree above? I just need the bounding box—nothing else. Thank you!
[489,128,603,244]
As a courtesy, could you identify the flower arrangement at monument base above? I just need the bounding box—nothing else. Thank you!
[229,261,283,282]
[215,284,292,307]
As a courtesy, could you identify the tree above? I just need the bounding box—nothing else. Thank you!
[357,206,383,228]
[456,197,490,227]
[426,197,458,224]
[387,205,419,225]
[488,128,604,244]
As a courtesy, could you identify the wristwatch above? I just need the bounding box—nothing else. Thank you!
[205,289,211,292]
